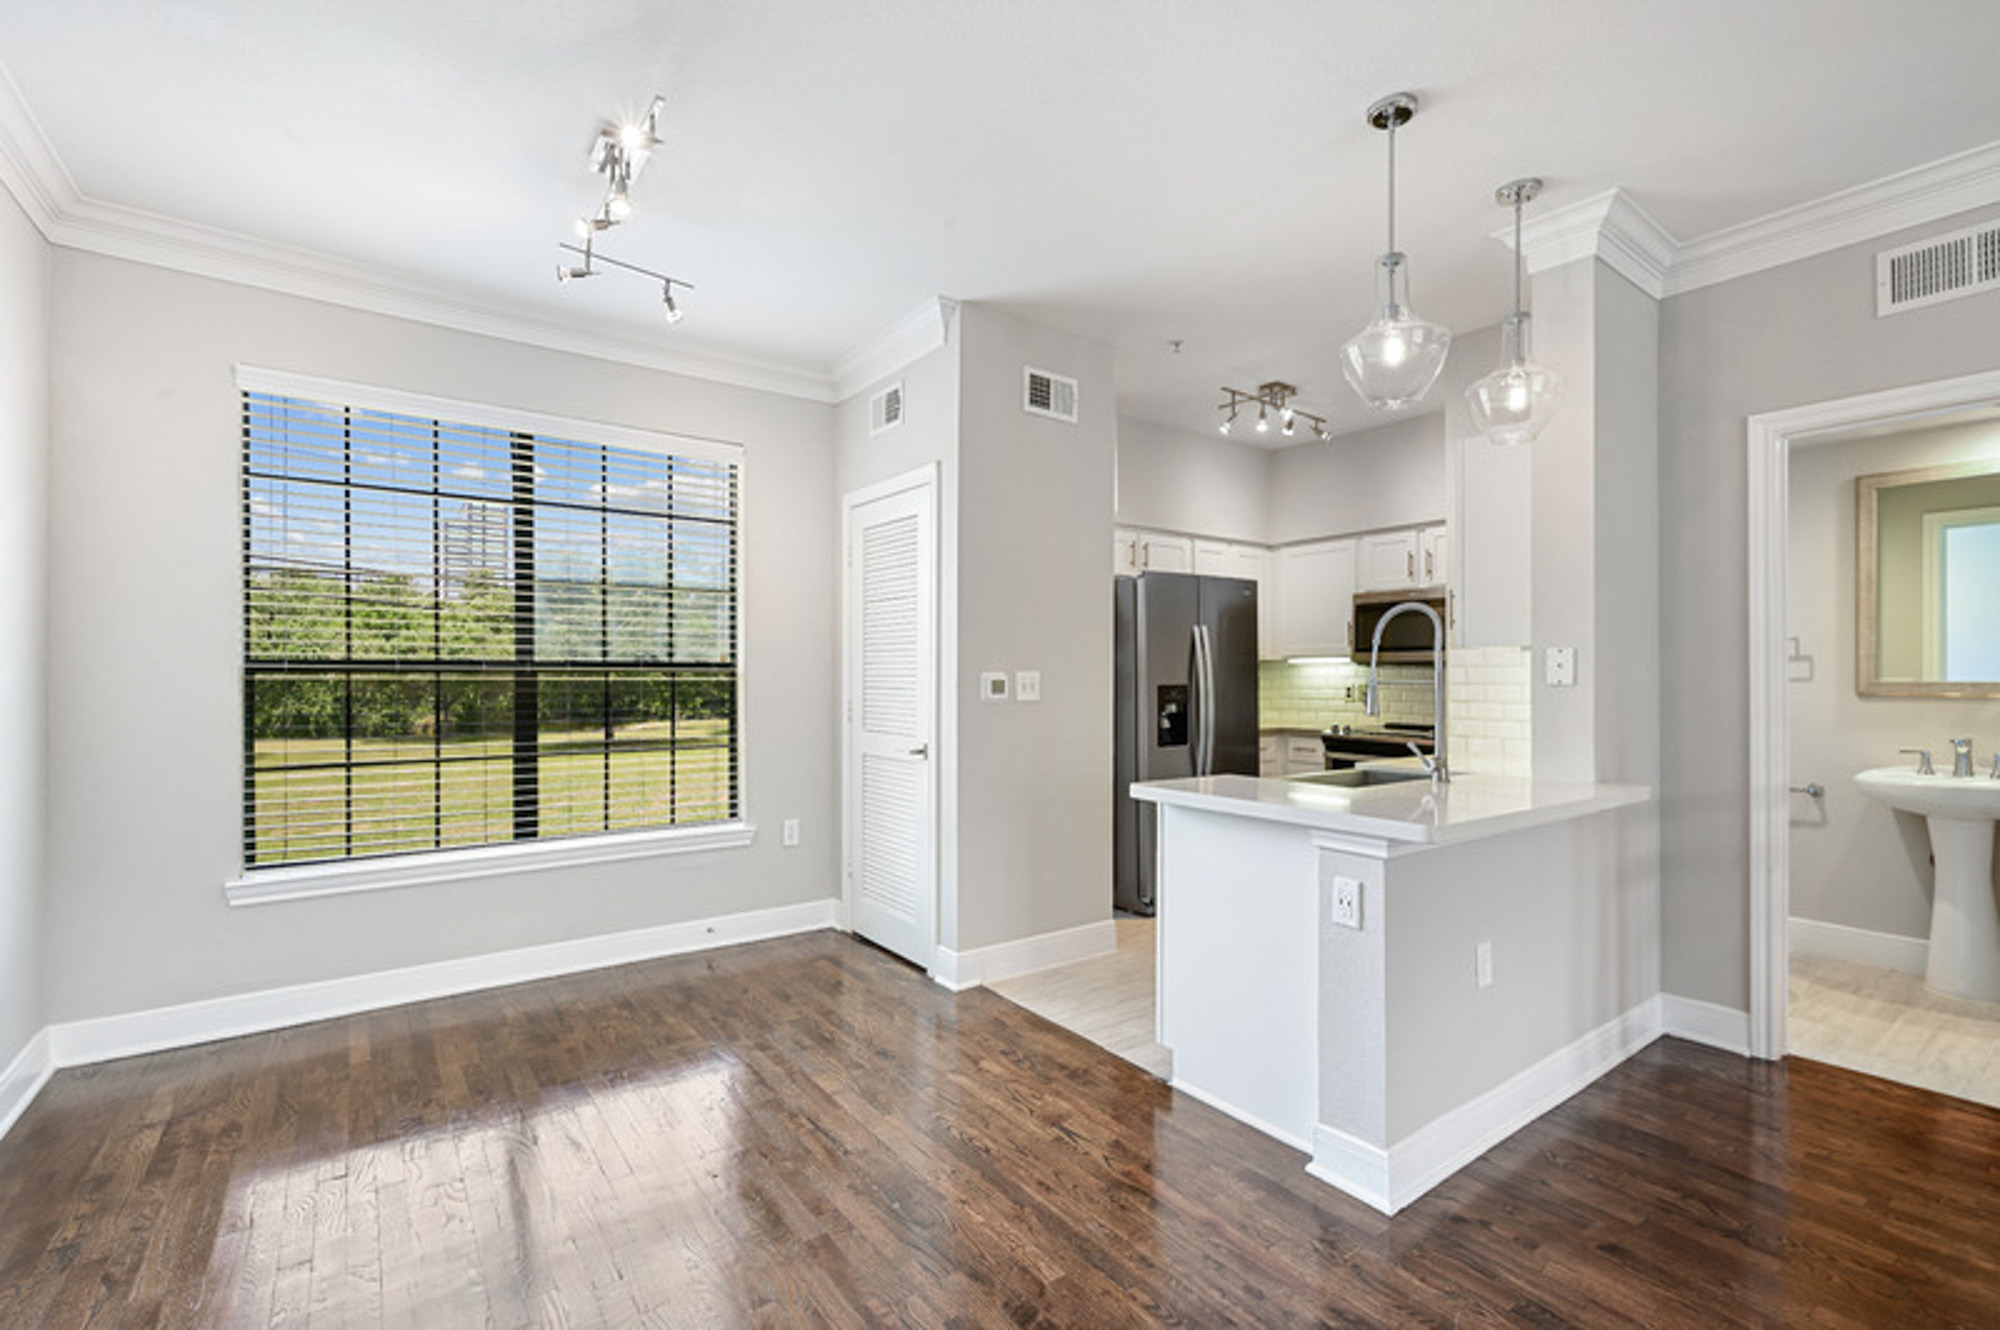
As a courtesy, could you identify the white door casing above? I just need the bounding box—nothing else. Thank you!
[843,467,939,968]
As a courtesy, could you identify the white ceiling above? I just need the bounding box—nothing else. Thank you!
[3,1,1997,441]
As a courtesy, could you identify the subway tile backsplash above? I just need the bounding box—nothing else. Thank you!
[1258,646,1533,777]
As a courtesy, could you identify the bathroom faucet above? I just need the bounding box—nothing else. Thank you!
[1900,747,1935,775]
[1951,737,1975,778]
[1364,600,1447,785]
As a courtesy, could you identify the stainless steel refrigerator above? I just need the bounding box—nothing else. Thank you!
[1113,571,1259,915]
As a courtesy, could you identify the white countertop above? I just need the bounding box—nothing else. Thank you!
[1130,771,1651,845]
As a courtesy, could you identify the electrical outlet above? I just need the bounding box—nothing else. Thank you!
[1331,875,1363,930]
[1545,646,1577,687]
[782,818,800,847]
[1475,940,1493,988]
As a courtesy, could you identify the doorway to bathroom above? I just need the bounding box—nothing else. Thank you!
[1750,368,2000,1102]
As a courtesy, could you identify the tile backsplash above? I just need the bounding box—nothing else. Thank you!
[1258,646,1533,776]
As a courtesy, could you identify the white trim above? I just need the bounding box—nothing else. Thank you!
[1788,917,1929,976]
[1172,1076,1312,1153]
[1658,994,1752,1056]
[46,899,839,1069]
[1518,143,2000,301]
[929,919,1118,992]
[1668,141,2000,297]
[234,365,746,466]
[227,824,757,906]
[833,298,958,402]
[1746,368,2000,1062]
[0,1028,54,1143]
[1308,998,1662,1215]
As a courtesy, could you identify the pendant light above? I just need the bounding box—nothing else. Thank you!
[1465,177,1564,447]
[1341,93,1451,410]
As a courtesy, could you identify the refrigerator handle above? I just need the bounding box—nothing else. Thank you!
[1187,625,1204,776]
[1193,623,1215,776]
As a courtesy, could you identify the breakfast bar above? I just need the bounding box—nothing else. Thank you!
[1132,770,1652,1214]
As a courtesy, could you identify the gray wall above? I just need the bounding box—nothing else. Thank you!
[43,250,841,1024]
[0,190,47,1065]
[1266,412,1448,545]
[1659,202,2000,1010]
[1787,422,2000,941]
[1114,415,1268,542]
[954,305,1115,951]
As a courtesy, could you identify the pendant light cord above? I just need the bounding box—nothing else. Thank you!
[1385,117,1397,253]
[1512,193,1523,318]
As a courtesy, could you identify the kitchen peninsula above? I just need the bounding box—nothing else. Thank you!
[1132,769,1652,1215]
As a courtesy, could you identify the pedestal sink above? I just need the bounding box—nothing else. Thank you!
[1854,766,2000,1002]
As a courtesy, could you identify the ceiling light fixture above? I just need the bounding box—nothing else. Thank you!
[1218,382,1332,443]
[1465,177,1564,447]
[1341,93,1451,410]
[553,93,693,326]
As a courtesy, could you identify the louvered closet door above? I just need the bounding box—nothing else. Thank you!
[844,471,937,968]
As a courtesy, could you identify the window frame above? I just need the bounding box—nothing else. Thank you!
[228,366,752,906]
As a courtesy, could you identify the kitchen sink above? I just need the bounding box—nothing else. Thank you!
[1286,767,1431,789]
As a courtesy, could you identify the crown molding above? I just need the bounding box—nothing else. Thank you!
[1515,189,1675,298]
[831,296,960,401]
[1663,139,2000,296]
[1514,141,2000,303]
[0,62,72,236]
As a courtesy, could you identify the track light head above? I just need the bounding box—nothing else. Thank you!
[1219,412,1234,436]
[662,286,683,323]
[556,264,594,284]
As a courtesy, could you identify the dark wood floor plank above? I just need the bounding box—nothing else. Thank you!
[4,930,2000,1327]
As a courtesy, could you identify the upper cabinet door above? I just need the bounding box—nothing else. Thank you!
[1355,530,1420,591]
[1274,539,1356,657]
[1419,525,1450,589]
[1113,527,1142,577]
[1138,532,1194,573]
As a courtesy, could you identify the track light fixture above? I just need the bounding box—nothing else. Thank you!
[1217,382,1332,442]
[553,94,693,326]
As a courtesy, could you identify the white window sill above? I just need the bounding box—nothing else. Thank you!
[225,822,757,907]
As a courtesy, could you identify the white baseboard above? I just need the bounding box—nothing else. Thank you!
[46,898,841,1070]
[1789,916,1928,976]
[931,918,1118,992]
[0,1027,54,1142]
[1172,1075,1312,1153]
[1308,997,1664,1215]
[1658,993,1752,1055]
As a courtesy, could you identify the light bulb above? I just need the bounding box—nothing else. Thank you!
[1504,374,1530,415]
[1256,406,1269,434]
[606,187,632,222]
[1219,415,1233,436]
[663,289,684,324]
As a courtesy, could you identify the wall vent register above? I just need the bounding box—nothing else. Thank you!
[1877,218,2000,315]
[1023,366,1079,423]
[869,382,905,435]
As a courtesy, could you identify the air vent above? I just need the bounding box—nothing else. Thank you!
[1023,366,1079,423]
[869,382,904,436]
[1877,219,2000,316]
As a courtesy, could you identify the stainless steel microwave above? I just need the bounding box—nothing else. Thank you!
[1352,590,1448,663]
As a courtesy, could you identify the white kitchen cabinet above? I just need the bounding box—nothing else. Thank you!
[1258,735,1281,777]
[1283,736,1323,775]
[1113,527,1196,576]
[1195,539,1272,657]
[1273,538,1356,657]
[1419,526,1450,588]
[1355,524,1449,592]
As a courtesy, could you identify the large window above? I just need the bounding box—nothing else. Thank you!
[241,376,740,870]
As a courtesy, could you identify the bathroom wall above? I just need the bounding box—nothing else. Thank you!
[1788,417,2000,958]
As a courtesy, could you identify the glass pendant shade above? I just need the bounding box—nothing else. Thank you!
[1341,251,1452,409]
[1466,313,1563,446]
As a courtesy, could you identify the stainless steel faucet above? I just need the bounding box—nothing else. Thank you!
[1900,747,1935,775]
[1951,737,1975,778]
[1363,600,1447,785]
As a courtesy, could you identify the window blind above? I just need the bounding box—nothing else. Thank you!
[242,388,739,868]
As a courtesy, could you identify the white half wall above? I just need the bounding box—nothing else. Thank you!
[0,186,47,1074]
[42,250,841,1026]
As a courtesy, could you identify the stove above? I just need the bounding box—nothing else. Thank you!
[1321,723,1434,769]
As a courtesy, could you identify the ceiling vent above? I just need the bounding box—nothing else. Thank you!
[869,382,904,436]
[1023,366,1079,423]
[1877,219,2000,316]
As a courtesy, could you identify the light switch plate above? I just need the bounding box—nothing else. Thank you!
[979,671,1009,701]
[1015,670,1041,702]
[1545,645,1577,687]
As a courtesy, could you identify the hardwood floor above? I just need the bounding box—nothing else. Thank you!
[3,930,1998,1327]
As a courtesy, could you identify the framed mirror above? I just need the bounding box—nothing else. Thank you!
[1857,457,2000,697]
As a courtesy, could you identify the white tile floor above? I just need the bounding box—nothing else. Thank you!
[1789,951,2000,1108]
[988,915,1171,1079]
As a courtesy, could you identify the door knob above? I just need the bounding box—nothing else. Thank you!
[907,744,929,758]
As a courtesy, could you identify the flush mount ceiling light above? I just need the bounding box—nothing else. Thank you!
[1465,177,1564,447]
[1218,381,1332,442]
[1340,93,1451,410]
[554,94,692,325]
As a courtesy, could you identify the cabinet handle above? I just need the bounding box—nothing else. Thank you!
[1424,550,1433,582]
[1406,550,1415,579]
